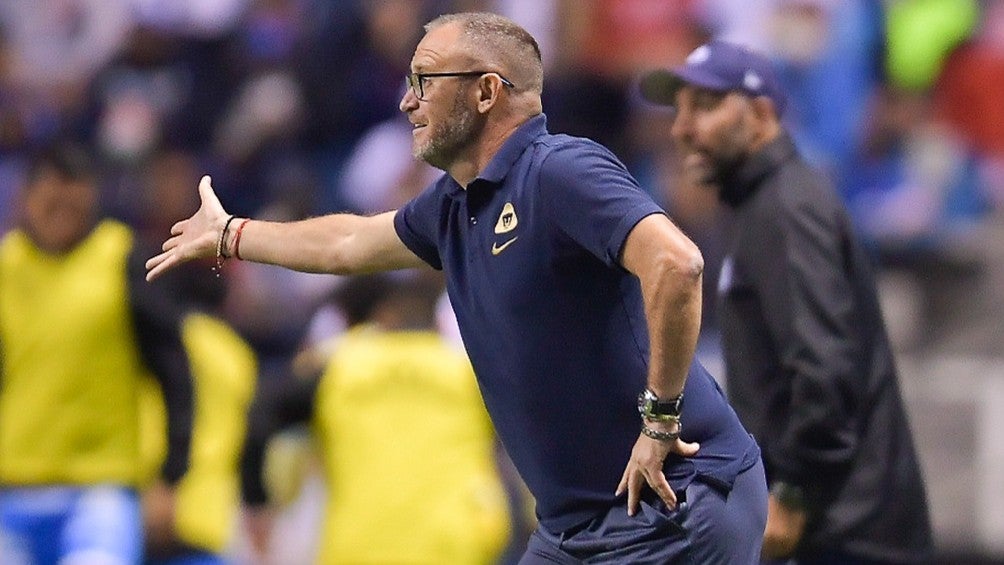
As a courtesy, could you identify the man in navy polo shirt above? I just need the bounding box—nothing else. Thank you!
[147,12,767,564]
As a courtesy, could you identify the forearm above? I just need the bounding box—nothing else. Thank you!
[136,335,193,483]
[617,215,705,512]
[642,256,703,398]
[153,350,195,482]
[760,279,861,475]
[756,199,861,475]
[146,177,429,282]
[240,376,319,505]
[221,211,418,275]
[622,214,704,399]
[772,366,860,481]
[130,251,193,482]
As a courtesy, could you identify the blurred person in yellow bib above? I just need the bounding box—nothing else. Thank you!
[139,259,257,565]
[0,143,194,565]
[242,272,510,565]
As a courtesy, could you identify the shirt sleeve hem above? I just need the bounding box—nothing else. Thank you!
[607,205,667,266]
[393,209,443,270]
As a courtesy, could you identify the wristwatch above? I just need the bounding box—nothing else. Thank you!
[637,388,683,422]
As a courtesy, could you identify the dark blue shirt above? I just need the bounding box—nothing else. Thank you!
[394,114,759,532]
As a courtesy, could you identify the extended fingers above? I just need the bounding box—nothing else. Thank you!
[161,234,180,252]
[145,251,176,282]
[646,469,677,510]
[627,468,642,516]
[145,251,166,271]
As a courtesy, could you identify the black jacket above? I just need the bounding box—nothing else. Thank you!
[716,133,932,562]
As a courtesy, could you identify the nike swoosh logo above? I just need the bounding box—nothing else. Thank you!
[491,236,519,256]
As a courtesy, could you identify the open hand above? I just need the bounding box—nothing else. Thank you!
[146,175,228,281]
[616,427,700,516]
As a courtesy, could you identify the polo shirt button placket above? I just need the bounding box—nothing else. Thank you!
[470,217,477,225]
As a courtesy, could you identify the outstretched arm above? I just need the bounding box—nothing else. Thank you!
[146,176,426,281]
[615,213,703,515]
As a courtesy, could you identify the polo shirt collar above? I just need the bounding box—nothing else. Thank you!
[442,113,548,195]
[478,113,547,184]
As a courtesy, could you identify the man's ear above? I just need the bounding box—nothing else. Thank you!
[749,95,783,145]
[476,75,503,114]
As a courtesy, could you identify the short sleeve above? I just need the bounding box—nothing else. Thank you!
[540,139,665,267]
[393,182,445,270]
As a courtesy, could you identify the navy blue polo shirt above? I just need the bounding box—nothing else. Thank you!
[394,114,759,533]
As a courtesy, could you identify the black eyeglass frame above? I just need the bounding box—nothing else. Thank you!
[405,71,515,100]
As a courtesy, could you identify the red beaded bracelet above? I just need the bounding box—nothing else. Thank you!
[233,218,251,260]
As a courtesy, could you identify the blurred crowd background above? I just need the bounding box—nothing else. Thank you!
[2,0,1004,563]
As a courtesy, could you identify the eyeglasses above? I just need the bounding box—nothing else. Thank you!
[405,71,515,100]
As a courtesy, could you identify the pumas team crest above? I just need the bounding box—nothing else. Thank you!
[494,202,518,234]
[491,203,519,256]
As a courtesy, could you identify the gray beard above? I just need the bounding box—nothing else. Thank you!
[415,93,480,170]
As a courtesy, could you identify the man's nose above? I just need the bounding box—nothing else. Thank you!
[670,110,691,142]
[400,88,419,112]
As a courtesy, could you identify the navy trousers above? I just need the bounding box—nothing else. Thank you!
[519,458,768,564]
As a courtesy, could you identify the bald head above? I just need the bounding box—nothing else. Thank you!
[425,12,544,98]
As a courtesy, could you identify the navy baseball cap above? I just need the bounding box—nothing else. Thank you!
[640,40,786,116]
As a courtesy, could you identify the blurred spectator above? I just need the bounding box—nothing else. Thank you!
[541,0,707,156]
[884,0,979,92]
[558,0,704,78]
[0,0,132,97]
[131,146,258,565]
[243,272,511,564]
[130,0,247,38]
[865,0,991,261]
[89,24,241,163]
[220,161,339,386]
[772,0,885,189]
[0,142,193,564]
[211,0,308,211]
[845,87,991,256]
[337,115,440,214]
[290,0,435,212]
[933,0,1004,205]
[138,271,257,565]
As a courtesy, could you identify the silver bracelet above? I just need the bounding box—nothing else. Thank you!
[643,413,681,424]
[641,423,681,442]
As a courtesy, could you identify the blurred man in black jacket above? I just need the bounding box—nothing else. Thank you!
[641,40,933,564]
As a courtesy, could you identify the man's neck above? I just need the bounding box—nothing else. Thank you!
[449,117,527,188]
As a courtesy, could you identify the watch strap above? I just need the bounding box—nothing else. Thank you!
[638,388,683,421]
